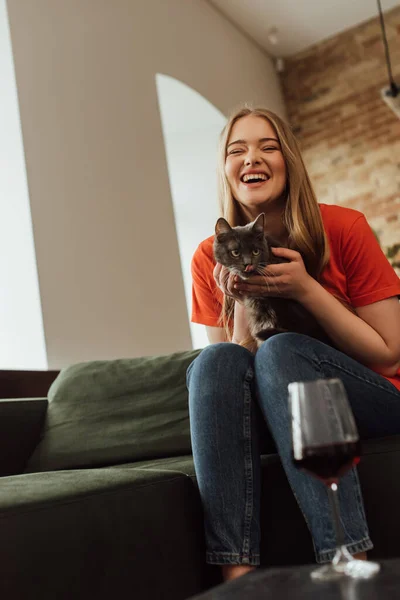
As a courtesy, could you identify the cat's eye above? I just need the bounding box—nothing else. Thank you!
[252,249,260,256]
[231,250,240,258]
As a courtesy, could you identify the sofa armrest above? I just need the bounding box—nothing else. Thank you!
[0,369,59,399]
[0,398,48,475]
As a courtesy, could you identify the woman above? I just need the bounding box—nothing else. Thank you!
[187,106,400,582]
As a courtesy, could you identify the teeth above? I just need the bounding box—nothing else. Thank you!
[242,173,268,182]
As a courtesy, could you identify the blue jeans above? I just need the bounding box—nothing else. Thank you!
[187,333,400,565]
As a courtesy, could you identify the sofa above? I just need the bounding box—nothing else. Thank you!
[1,349,400,600]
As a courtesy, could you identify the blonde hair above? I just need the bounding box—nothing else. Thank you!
[217,105,330,339]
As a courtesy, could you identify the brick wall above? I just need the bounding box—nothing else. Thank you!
[280,6,400,273]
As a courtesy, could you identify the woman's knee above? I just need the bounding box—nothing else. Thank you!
[256,332,304,366]
[254,334,314,408]
[192,341,253,370]
[187,342,254,386]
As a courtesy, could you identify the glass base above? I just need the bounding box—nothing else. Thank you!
[311,546,380,581]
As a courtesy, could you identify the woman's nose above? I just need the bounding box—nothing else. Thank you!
[245,150,261,165]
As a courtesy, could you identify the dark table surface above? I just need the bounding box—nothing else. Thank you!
[190,558,400,599]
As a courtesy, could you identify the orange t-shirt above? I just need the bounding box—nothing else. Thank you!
[191,204,400,391]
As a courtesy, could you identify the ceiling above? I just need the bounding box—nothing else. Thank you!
[208,0,400,57]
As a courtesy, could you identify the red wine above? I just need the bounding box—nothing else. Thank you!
[293,441,361,484]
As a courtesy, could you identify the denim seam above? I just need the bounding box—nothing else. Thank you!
[317,537,373,564]
[316,358,400,397]
[277,359,325,556]
[206,551,260,566]
[285,480,317,552]
[348,468,370,540]
[241,365,255,559]
[186,360,195,388]
[288,338,399,398]
[253,427,320,555]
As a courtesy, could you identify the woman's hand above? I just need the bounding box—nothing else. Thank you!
[213,262,244,303]
[234,248,314,302]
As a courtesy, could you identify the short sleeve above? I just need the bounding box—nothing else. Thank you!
[342,215,400,307]
[191,240,223,327]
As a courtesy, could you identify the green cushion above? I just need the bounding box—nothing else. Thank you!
[0,466,212,599]
[25,349,201,472]
[112,454,197,478]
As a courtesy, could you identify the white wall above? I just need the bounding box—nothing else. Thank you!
[0,0,47,369]
[7,0,286,368]
[156,74,227,350]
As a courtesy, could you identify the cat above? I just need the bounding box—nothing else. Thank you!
[213,213,331,347]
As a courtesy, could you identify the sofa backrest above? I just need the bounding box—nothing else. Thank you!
[25,349,201,472]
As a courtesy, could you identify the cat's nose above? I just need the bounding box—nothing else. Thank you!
[245,265,255,272]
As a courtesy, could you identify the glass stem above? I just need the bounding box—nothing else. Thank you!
[328,482,346,549]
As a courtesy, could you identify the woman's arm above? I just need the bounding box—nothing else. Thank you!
[206,326,227,344]
[235,247,400,375]
[211,263,253,346]
[206,302,252,346]
[299,280,400,376]
[232,301,256,348]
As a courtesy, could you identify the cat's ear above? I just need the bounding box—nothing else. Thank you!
[215,218,232,236]
[252,213,265,237]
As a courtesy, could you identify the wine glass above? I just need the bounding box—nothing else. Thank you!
[288,378,380,581]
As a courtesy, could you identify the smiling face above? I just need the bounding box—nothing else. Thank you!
[225,115,287,218]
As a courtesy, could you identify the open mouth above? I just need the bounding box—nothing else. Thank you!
[240,173,269,185]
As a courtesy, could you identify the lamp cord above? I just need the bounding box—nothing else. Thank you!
[377,0,398,96]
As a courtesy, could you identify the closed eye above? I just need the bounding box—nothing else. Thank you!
[231,250,240,258]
